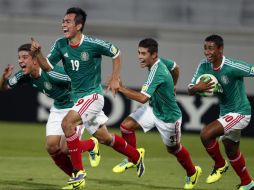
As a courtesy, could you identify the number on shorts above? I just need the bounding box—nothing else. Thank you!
[170,135,177,143]
[223,115,234,122]
[76,99,84,106]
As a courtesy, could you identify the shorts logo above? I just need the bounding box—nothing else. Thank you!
[9,76,17,85]
[250,66,254,75]
[44,82,52,90]
[110,45,118,55]
[81,52,89,61]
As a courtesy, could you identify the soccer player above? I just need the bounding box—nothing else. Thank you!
[113,38,202,190]
[188,34,254,190]
[0,43,101,190]
[30,7,145,188]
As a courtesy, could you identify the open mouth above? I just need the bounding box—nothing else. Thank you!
[63,28,69,33]
[20,64,26,69]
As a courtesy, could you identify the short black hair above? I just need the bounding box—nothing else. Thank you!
[138,38,158,54]
[18,43,31,52]
[205,34,224,48]
[66,7,87,32]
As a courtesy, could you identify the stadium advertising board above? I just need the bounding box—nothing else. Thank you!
[0,87,253,136]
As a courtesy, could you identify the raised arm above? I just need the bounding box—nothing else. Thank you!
[31,37,52,72]
[0,65,13,91]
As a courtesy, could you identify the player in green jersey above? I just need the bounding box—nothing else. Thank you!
[30,7,145,189]
[0,43,101,190]
[188,34,254,190]
[112,38,202,190]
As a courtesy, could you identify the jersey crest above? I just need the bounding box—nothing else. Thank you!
[81,52,89,61]
[44,81,52,90]
[220,75,229,85]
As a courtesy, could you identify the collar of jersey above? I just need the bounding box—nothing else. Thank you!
[212,56,225,71]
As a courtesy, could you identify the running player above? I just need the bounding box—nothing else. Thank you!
[30,7,145,189]
[188,34,254,190]
[0,43,100,190]
[113,38,202,189]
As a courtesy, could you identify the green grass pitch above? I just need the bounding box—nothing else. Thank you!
[0,121,253,190]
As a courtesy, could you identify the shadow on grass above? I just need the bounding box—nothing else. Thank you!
[0,178,207,190]
[90,178,184,190]
[0,179,59,190]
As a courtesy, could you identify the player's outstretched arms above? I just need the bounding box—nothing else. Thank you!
[0,65,13,91]
[30,37,52,72]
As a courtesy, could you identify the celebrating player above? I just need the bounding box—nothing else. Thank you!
[0,43,101,190]
[113,38,202,189]
[30,7,145,189]
[188,34,254,190]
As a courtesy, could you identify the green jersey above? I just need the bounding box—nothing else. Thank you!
[141,58,182,123]
[8,65,73,109]
[191,56,254,115]
[47,34,120,101]
[160,57,176,71]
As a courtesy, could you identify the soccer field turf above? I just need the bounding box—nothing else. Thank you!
[0,122,253,190]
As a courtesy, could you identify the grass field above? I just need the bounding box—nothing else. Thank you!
[0,122,254,190]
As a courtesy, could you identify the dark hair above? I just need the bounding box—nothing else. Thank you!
[66,7,87,32]
[138,38,158,54]
[205,34,224,48]
[18,43,31,52]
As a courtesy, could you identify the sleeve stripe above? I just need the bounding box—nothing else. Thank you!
[146,63,158,85]
[16,72,23,80]
[48,71,71,81]
[85,37,110,48]
[224,60,250,73]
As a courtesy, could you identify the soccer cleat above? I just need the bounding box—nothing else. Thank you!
[88,137,101,167]
[238,181,254,190]
[62,179,85,189]
[136,148,145,177]
[112,158,135,173]
[68,170,86,185]
[206,161,229,184]
[184,166,202,189]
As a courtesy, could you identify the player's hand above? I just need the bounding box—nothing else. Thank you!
[196,78,215,92]
[107,77,120,96]
[2,65,14,80]
[30,37,41,55]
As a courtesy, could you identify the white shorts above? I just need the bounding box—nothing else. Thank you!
[218,113,251,142]
[71,94,108,135]
[46,106,85,137]
[130,104,182,147]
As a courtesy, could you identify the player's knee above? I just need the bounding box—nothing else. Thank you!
[166,144,180,154]
[46,144,60,154]
[121,119,137,131]
[223,140,239,158]
[97,134,112,145]
[61,117,74,134]
[200,128,209,143]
